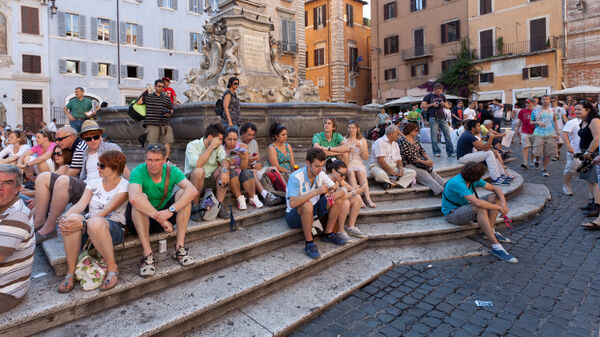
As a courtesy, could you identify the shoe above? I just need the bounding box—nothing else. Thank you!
[171,246,195,266]
[580,202,599,211]
[337,231,354,243]
[237,196,247,210]
[321,232,347,246]
[263,192,281,206]
[218,203,229,219]
[529,163,535,168]
[434,153,441,157]
[491,248,518,263]
[534,161,539,168]
[501,174,514,181]
[541,169,549,177]
[304,243,320,259]
[585,209,600,217]
[191,210,203,222]
[346,226,366,238]
[490,178,510,186]
[248,195,264,208]
[521,163,528,169]
[483,232,512,244]
[35,230,57,245]
[448,153,456,158]
[552,157,559,161]
[563,185,574,196]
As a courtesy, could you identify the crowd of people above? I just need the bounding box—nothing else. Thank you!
[1,78,599,315]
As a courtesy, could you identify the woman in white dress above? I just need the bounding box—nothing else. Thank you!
[345,120,376,208]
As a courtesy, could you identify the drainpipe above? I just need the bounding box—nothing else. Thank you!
[327,0,332,101]
[116,0,121,85]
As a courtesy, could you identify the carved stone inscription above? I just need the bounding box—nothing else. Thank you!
[243,34,269,73]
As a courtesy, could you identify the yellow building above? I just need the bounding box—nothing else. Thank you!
[468,0,564,105]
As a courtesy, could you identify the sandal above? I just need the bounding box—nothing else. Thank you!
[581,222,600,230]
[100,272,119,291]
[139,254,156,277]
[171,246,195,266]
[58,273,75,293]
[35,230,57,245]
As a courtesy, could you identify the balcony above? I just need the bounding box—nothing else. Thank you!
[280,41,298,53]
[473,36,561,61]
[401,44,434,61]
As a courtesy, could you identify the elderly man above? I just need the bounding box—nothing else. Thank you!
[54,125,88,176]
[34,120,126,244]
[128,144,198,277]
[0,165,34,313]
[368,125,417,189]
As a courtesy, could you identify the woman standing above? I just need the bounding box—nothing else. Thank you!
[345,120,375,208]
[222,77,242,129]
[223,127,262,210]
[267,123,296,181]
[0,130,30,164]
[575,101,600,221]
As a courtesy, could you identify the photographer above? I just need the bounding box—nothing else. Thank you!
[421,83,455,158]
[574,101,600,218]
[137,79,174,162]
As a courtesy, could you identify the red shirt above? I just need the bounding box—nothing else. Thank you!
[518,108,534,134]
[164,87,176,104]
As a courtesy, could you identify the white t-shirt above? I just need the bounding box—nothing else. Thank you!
[0,144,30,160]
[492,104,503,118]
[246,139,259,156]
[554,106,567,130]
[85,152,100,182]
[463,108,476,120]
[86,177,129,224]
[562,118,581,153]
[47,122,57,132]
[444,108,452,122]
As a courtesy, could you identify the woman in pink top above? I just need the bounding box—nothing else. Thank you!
[17,130,57,175]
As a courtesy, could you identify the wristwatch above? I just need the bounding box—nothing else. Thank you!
[168,205,176,213]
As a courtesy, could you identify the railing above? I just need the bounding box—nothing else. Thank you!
[473,36,561,60]
[280,41,298,53]
[51,106,69,126]
[401,44,434,60]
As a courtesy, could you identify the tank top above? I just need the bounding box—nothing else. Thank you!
[578,120,595,152]
[270,143,292,171]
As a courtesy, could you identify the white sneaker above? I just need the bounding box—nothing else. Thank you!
[346,226,366,238]
[337,231,354,243]
[237,196,247,210]
[562,185,574,196]
[248,195,264,208]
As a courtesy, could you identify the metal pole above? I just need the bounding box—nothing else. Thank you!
[116,0,121,85]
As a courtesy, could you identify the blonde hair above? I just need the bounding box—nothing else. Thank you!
[346,120,362,140]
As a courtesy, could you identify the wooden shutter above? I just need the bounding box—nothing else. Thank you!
[410,0,416,12]
[320,49,324,65]
[322,5,327,27]
[137,66,144,79]
[314,49,318,66]
[290,21,296,51]
[109,20,117,43]
[488,72,494,83]
[58,11,66,36]
[346,4,353,27]
[137,25,143,46]
[456,20,460,40]
[313,8,318,29]
[522,68,529,80]
[282,20,288,46]
[530,17,546,52]
[120,22,127,43]
[173,0,178,10]
[173,69,179,81]
[423,63,429,75]
[393,2,397,18]
[384,37,389,55]
[541,65,549,78]
[169,29,174,49]
[90,17,98,40]
[79,15,86,39]
[423,0,426,9]
[189,32,194,51]
[109,64,117,77]
[22,55,32,73]
[91,62,98,76]
[305,11,308,27]
[21,7,39,35]
[59,59,66,74]
[121,65,128,78]
[383,3,389,20]
[79,61,87,75]
[480,29,493,58]
[411,65,416,77]
[441,23,447,44]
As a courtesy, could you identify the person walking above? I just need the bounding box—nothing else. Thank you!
[64,87,98,133]
[137,79,174,161]
[530,95,560,177]
[514,99,536,168]
[421,83,455,157]
[222,77,242,129]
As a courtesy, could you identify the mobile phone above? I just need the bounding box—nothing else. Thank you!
[232,147,247,153]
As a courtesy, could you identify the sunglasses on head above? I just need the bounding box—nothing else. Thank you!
[55,135,71,141]
[84,134,101,142]
[97,162,107,170]
[147,144,164,150]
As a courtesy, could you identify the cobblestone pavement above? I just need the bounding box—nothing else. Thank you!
[294,145,600,337]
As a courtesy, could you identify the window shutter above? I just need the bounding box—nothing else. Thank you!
[121,65,128,78]
[138,66,144,79]
[137,25,143,46]
[542,65,549,78]
[290,21,296,50]
[173,69,179,81]
[383,4,388,20]
[90,17,98,40]
[393,2,397,18]
[282,20,288,44]
[21,7,30,34]
[159,68,165,78]
[109,20,117,42]
[91,62,98,76]
[78,15,86,39]
[320,49,324,65]
[305,11,308,27]
[422,0,426,9]
[173,0,178,10]
[384,38,389,55]
[522,68,529,80]
[109,64,117,77]
[410,0,416,12]
[456,20,460,40]
[348,5,353,27]
[322,5,327,27]
[489,72,494,83]
[473,73,479,85]
[32,56,41,73]
[80,61,87,75]
[30,8,39,34]
[169,29,174,49]
[314,49,318,66]
[313,8,318,29]
[22,55,31,73]
[120,22,127,43]
[58,11,66,36]
[59,59,66,74]
[441,23,446,44]
[189,32,194,51]
[423,63,429,75]
[411,65,416,77]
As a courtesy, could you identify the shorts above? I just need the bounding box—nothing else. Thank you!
[82,218,125,246]
[285,195,329,229]
[49,173,86,205]
[445,195,490,225]
[146,125,175,144]
[533,136,557,157]
[564,152,582,175]
[521,134,533,148]
[126,195,177,235]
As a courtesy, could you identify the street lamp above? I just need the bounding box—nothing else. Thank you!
[50,0,58,17]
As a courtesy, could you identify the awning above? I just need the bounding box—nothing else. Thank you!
[475,92,502,101]
[552,85,600,95]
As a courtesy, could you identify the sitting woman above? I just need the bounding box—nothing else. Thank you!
[52,147,73,175]
[345,120,376,208]
[223,127,262,210]
[267,123,296,181]
[0,130,30,165]
[17,130,56,175]
[325,159,367,241]
[399,123,445,196]
[57,151,129,293]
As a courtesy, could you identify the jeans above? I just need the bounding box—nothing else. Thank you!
[70,119,85,133]
[428,117,454,155]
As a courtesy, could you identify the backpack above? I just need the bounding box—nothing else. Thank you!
[215,98,224,118]
[261,169,287,192]
[199,188,221,221]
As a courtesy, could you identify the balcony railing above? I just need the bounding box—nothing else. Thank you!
[473,36,561,60]
[280,41,298,53]
[401,44,434,60]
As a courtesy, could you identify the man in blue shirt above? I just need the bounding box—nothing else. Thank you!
[442,162,517,263]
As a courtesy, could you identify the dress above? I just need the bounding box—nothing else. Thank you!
[269,143,292,171]
[346,138,367,173]
[223,89,242,127]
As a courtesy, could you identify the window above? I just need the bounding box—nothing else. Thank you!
[411,63,428,77]
[384,2,397,20]
[65,13,79,37]
[384,68,397,81]
[348,46,359,72]
[345,4,353,27]
[305,11,308,27]
[127,65,138,78]
[22,55,41,74]
[479,72,494,83]
[314,5,327,29]
[21,6,39,35]
[159,0,177,9]
[384,35,399,55]
[349,78,356,88]
[414,29,424,55]
[441,20,460,44]
[0,14,6,55]
[126,23,138,44]
[441,59,456,72]
[98,63,110,76]
[281,19,297,53]
[162,28,174,49]
[410,0,426,12]
[164,68,174,80]
[479,29,493,59]
[159,68,179,81]
[97,18,110,41]
[317,77,325,87]
[314,48,325,66]
[190,32,201,52]
[523,65,548,79]
[189,0,202,13]
[66,60,80,74]
[530,17,547,52]
[480,0,492,15]
[22,90,43,104]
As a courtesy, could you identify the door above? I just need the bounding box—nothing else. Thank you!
[530,18,546,52]
[414,29,424,56]
[480,29,493,59]
[22,108,43,132]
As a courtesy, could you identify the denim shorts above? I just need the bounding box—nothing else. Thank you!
[82,218,125,246]
[285,195,329,229]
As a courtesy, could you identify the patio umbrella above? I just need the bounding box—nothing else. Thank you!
[552,85,600,95]
[383,96,415,107]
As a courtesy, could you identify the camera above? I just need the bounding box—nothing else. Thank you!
[575,153,594,174]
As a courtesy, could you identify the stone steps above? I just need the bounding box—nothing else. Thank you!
[19,182,548,337]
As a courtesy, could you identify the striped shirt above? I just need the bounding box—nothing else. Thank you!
[143,92,173,126]
[0,199,34,312]
[70,138,88,170]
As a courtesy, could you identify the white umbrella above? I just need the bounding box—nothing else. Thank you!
[552,85,600,95]
[383,96,415,107]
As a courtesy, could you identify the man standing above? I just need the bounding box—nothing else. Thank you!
[514,98,536,168]
[451,101,464,126]
[491,99,504,130]
[137,79,174,161]
[421,83,455,157]
[368,125,417,189]
[162,77,179,105]
[551,96,568,161]
[530,95,560,177]
[0,164,34,313]
[463,101,477,121]
[128,145,198,276]
[64,87,97,133]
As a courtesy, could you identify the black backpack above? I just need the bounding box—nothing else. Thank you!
[215,92,228,118]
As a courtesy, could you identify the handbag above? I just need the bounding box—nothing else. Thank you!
[75,239,107,291]
[413,161,433,172]
[128,92,147,121]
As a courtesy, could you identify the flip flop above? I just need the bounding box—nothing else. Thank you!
[100,272,119,291]
[58,274,75,293]
[36,230,57,245]
[581,222,600,230]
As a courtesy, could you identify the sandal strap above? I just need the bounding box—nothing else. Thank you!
[140,253,155,265]
[174,246,189,257]
[103,272,118,284]
[62,273,74,285]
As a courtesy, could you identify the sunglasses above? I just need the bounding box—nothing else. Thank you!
[156,85,164,88]
[52,151,63,157]
[84,134,101,142]
[233,82,239,85]
[97,163,107,170]
[147,144,164,150]
[348,120,358,125]
[55,135,71,141]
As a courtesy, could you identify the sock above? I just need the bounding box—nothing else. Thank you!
[305,240,314,246]
[260,190,269,198]
[492,243,504,251]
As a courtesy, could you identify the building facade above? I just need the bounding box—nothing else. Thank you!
[370,0,468,102]
[305,0,371,104]
[564,0,600,87]
[468,0,564,105]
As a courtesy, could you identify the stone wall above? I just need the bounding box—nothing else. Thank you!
[565,0,600,87]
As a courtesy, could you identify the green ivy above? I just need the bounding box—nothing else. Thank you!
[439,39,480,98]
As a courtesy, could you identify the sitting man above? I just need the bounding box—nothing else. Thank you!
[239,122,280,206]
[184,123,231,220]
[34,120,126,244]
[0,164,34,313]
[128,144,199,277]
[456,120,511,186]
[442,162,517,263]
[53,125,88,176]
[368,125,417,190]
[285,148,346,259]
[312,117,350,163]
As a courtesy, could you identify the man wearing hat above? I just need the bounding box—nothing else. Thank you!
[33,120,128,244]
